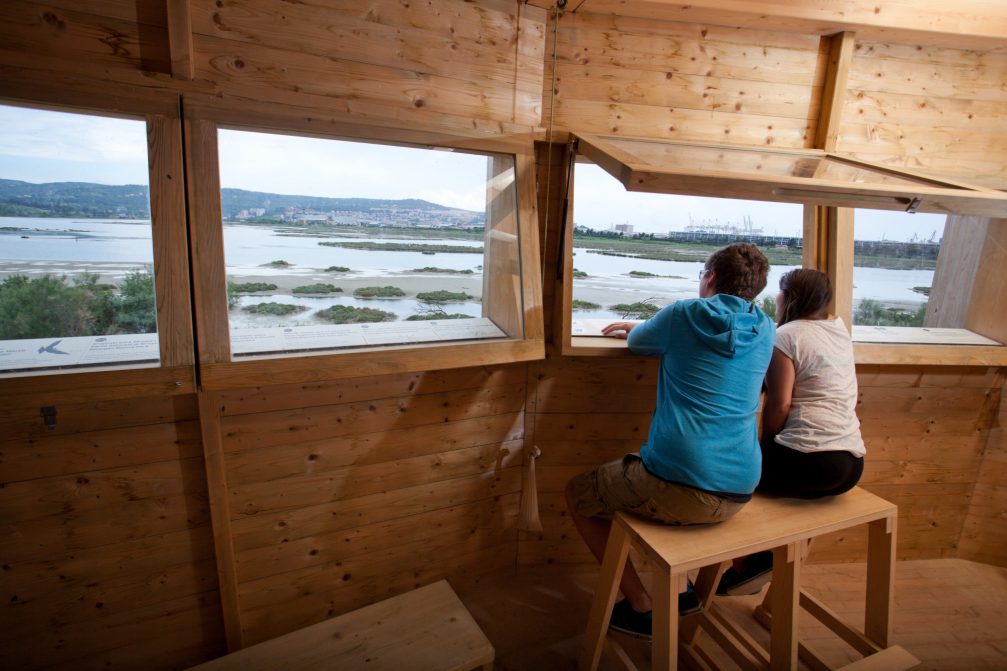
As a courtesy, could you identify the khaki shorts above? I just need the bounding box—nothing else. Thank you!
[568,454,746,525]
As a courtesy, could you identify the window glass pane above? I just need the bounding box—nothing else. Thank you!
[849,209,998,344]
[217,129,522,358]
[570,162,802,334]
[0,104,158,374]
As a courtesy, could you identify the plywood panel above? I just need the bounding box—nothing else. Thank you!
[543,10,825,146]
[839,39,1007,185]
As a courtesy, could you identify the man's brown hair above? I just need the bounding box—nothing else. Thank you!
[704,243,769,302]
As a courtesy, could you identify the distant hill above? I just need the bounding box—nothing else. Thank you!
[0,179,469,219]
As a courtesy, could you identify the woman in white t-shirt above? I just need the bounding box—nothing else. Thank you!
[718,268,865,596]
[758,267,866,496]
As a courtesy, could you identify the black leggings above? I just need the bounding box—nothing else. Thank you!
[757,440,863,499]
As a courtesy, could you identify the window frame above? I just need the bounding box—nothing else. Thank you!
[0,88,196,404]
[183,104,544,391]
[560,135,1007,365]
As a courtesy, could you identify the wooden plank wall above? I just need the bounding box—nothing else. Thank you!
[210,365,527,646]
[542,11,827,147]
[544,9,1007,188]
[958,370,1007,565]
[839,40,1007,188]
[0,0,546,136]
[0,395,224,669]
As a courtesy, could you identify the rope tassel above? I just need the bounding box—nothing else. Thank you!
[518,445,544,532]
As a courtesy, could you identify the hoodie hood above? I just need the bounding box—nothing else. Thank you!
[682,294,773,358]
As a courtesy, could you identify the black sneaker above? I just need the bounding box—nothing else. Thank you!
[678,580,702,616]
[717,551,774,596]
[608,599,652,640]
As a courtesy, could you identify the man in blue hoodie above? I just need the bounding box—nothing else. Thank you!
[566,242,774,640]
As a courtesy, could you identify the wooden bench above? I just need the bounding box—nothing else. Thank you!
[579,486,919,671]
[188,580,494,671]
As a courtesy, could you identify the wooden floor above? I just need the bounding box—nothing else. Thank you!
[459,558,1007,670]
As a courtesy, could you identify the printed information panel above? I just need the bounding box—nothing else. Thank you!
[1,333,159,373]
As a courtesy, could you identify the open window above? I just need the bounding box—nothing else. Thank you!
[0,99,193,388]
[185,112,543,389]
[562,134,1007,364]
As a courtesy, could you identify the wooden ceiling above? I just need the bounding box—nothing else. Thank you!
[524,0,1007,52]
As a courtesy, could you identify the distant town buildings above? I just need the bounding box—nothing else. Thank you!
[612,223,634,234]
[230,205,484,229]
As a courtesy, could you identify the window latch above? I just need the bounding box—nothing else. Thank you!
[905,196,923,214]
[40,405,57,430]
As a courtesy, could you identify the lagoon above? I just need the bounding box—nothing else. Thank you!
[0,217,931,326]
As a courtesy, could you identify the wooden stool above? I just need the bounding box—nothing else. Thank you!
[188,580,494,671]
[579,487,918,671]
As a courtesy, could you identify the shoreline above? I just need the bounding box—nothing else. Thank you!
[0,260,927,312]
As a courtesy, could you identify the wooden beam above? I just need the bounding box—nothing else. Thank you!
[552,0,1007,52]
[815,32,855,152]
[165,0,194,80]
[198,391,244,651]
[826,207,854,331]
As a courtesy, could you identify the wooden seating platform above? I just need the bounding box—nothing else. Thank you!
[188,580,494,671]
[579,486,919,671]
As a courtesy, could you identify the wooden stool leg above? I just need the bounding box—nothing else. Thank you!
[769,543,801,671]
[865,514,897,648]
[651,568,679,671]
[579,521,633,671]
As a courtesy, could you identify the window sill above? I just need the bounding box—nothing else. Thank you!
[564,333,1007,366]
[200,337,545,390]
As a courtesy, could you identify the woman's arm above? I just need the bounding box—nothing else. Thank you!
[761,347,796,444]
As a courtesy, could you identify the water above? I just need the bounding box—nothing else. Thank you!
[570,248,931,320]
[1,217,931,325]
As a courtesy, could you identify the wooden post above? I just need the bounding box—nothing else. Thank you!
[165,0,195,80]
[769,543,801,670]
[815,32,856,152]
[865,515,897,648]
[579,521,632,671]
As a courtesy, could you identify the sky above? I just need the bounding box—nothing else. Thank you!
[0,103,946,242]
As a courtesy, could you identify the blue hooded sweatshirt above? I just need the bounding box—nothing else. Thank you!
[627,294,775,496]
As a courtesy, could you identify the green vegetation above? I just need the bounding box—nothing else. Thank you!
[242,302,308,316]
[854,298,927,327]
[572,299,601,310]
[0,178,152,219]
[315,305,396,324]
[292,284,343,294]
[228,281,278,293]
[416,290,473,303]
[572,269,588,279]
[325,266,351,272]
[575,234,803,267]
[628,270,658,277]
[760,296,777,320]
[265,260,291,267]
[912,286,931,297]
[406,313,474,321]
[610,301,661,319]
[320,241,483,254]
[354,286,406,298]
[410,267,475,274]
[0,270,156,339]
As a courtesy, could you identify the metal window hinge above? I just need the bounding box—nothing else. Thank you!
[40,405,57,430]
[905,197,923,214]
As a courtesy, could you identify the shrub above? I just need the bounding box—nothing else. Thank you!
[315,305,396,324]
[415,290,473,303]
[292,284,342,294]
[242,303,308,316]
[354,286,406,298]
